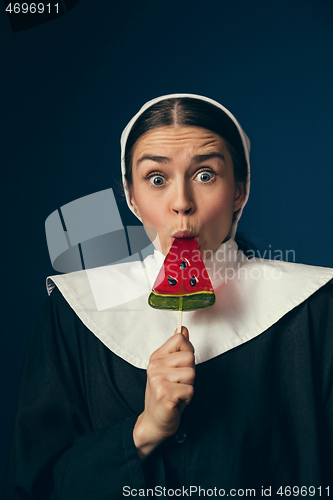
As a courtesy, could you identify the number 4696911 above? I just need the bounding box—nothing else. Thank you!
[276,486,330,496]
[6,3,59,14]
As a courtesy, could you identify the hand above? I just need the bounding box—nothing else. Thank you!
[133,326,195,461]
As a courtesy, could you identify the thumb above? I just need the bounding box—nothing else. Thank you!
[174,326,189,339]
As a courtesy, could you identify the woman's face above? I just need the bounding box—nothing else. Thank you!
[129,126,245,256]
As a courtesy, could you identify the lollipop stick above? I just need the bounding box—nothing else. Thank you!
[177,296,183,333]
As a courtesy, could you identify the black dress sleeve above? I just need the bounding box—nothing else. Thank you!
[5,287,150,500]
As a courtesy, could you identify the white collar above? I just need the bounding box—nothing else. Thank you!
[47,239,333,368]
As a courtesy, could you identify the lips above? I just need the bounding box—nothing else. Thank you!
[172,230,198,239]
[171,231,200,248]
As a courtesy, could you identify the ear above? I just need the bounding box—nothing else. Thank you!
[233,182,246,213]
[129,191,142,218]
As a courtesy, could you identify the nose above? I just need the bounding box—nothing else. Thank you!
[171,181,194,216]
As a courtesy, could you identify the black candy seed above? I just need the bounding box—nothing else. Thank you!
[190,276,197,287]
[168,276,177,286]
[179,261,186,270]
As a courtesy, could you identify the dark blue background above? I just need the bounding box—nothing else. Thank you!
[1,0,333,494]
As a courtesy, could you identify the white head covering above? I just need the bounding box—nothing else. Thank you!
[120,93,251,239]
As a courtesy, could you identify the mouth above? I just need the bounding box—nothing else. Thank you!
[172,230,198,238]
[171,230,200,246]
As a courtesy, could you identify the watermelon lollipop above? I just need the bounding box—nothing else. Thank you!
[148,238,215,312]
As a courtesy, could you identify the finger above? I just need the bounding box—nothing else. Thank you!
[148,363,195,386]
[167,382,195,407]
[164,367,196,385]
[169,330,194,354]
[149,351,195,371]
[152,380,194,408]
[174,326,189,339]
[150,333,194,361]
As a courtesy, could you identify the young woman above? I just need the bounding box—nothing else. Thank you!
[6,94,333,499]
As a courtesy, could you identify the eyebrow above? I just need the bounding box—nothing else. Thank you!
[136,155,171,166]
[192,153,225,163]
[136,152,225,167]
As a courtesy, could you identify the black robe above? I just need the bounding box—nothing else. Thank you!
[6,282,333,499]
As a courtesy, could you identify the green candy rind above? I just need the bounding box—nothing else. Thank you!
[148,291,216,311]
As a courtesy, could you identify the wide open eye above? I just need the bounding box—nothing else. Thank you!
[149,175,165,186]
[195,170,215,183]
